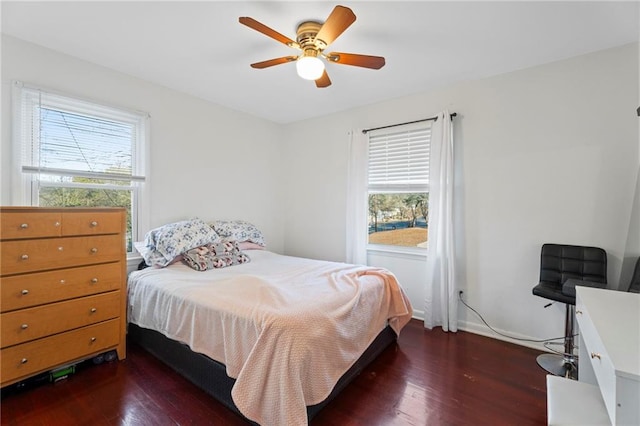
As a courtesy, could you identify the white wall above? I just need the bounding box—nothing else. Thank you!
[621,39,640,289]
[2,34,637,350]
[281,43,639,348]
[1,35,286,253]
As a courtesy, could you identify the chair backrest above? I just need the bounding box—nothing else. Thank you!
[627,257,640,293]
[540,244,607,285]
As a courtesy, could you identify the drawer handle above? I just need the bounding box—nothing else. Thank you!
[90,337,97,343]
[21,289,29,296]
[90,221,98,227]
[591,352,601,360]
[91,278,99,284]
[20,358,28,364]
[20,254,29,261]
[90,307,97,313]
[58,246,64,252]
[21,324,28,330]
[90,248,98,254]
[20,223,28,229]
[54,221,60,227]
[60,279,66,284]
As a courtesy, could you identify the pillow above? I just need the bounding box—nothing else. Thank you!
[143,218,220,267]
[212,220,266,247]
[135,240,180,268]
[134,241,150,259]
[182,241,250,271]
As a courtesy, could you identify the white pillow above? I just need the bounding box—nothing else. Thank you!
[133,241,151,262]
[211,220,266,247]
[143,218,220,267]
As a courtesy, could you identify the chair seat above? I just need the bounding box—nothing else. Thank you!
[561,278,606,298]
[533,281,575,305]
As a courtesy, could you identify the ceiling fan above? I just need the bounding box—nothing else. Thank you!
[239,5,385,88]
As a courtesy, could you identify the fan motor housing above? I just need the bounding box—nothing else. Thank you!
[296,21,326,50]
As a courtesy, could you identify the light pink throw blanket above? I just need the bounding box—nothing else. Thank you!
[128,251,412,425]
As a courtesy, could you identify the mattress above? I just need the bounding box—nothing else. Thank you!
[128,250,412,425]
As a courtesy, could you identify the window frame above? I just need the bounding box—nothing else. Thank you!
[11,81,150,256]
[366,121,431,256]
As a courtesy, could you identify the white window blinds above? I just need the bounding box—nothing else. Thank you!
[16,84,146,182]
[367,122,431,192]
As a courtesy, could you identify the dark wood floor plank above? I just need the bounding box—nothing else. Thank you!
[1,320,547,425]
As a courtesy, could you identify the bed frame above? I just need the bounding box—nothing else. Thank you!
[128,323,397,423]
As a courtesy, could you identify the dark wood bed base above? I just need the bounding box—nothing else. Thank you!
[128,323,397,423]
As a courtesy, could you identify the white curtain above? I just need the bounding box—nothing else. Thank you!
[424,110,457,331]
[345,129,368,265]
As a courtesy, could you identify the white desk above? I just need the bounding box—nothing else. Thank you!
[575,287,640,425]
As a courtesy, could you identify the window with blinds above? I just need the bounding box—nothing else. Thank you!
[367,122,431,249]
[12,82,148,253]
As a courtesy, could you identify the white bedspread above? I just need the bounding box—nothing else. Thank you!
[128,250,412,425]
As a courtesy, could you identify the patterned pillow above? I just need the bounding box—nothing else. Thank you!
[182,241,251,271]
[143,218,221,267]
[212,220,266,247]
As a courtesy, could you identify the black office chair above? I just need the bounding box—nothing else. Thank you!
[532,244,607,379]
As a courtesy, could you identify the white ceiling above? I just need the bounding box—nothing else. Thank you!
[2,1,638,124]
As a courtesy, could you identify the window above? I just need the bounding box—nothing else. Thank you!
[367,122,431,249]
[12,82,148,254]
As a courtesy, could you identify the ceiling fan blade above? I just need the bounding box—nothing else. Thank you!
[315,70,332,88]
[327,52,385,69]
[250,56,298,69]
[314,5,356,47]
[239,17,299,48]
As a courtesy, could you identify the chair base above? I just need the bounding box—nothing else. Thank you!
[536,353,577,380]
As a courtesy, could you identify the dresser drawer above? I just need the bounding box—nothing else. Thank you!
[1,235,123,275]
[1,263,121,312]
[1,291,121,348]
[61,211,122,236]
[0,212,62,240]
[576,298,617,422]
[1,319,120,386]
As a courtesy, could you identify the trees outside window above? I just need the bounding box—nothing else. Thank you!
[368,193,428,247]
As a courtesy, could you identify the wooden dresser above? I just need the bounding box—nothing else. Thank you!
[0,207,127,387]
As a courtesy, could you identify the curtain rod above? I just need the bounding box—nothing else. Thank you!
[362,112,457,134]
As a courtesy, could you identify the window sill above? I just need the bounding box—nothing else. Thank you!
[367,244,427,261]
[127,254,143,272]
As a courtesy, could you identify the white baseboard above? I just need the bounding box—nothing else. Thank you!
[411,308,425,320]
[457,319,551,352]
[409,309,552,353]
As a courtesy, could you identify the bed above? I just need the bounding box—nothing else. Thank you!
[127,220,413,425]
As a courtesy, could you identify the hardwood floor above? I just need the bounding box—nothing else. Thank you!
[1,320,547,425]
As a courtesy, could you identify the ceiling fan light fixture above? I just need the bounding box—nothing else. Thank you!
[240,6,382,88]
[296,54,324,81]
